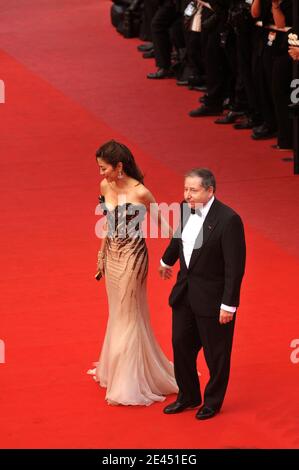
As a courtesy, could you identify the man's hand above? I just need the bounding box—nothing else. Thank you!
[159,265,172,280]
[219,309,234,324]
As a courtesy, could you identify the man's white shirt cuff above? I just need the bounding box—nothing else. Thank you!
[220,304,236,314]
[160,259,171,268]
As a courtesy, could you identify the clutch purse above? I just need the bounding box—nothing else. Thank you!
[95,270,103,281]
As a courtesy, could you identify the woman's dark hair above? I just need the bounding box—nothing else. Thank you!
[96,140,144,184]
[185,168,216,192]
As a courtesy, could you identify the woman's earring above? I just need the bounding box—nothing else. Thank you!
[117,171,123,179]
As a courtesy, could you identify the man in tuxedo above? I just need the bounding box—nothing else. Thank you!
[147,0,185,79]
[159,168,246,419]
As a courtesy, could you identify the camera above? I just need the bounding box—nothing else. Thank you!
[184,1,198,19]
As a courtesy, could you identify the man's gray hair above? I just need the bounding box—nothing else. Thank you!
[185,168,216,192]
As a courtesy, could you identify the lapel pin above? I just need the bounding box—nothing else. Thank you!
[208,225,212,230]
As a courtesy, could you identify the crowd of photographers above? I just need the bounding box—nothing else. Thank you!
[113,0,299,152]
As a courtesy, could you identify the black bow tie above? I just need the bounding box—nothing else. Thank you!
[191,207,202,216]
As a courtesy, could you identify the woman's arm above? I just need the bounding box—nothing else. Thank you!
[97,223,107,275]
[251,0,261,19]
[271,1,286,29]
[140,187,173,238]
[97,179,108,275]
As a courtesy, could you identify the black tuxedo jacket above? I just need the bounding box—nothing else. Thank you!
[162,198,246,317]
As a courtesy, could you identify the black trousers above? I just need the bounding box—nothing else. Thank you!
[142,0,160,41]
[223,29,247,112]
[184,30,205,78]
[172,294,236,411]
[236,24,260,119]
[255,40,277,130]
[202,26,232,108]
[151,0,181,69]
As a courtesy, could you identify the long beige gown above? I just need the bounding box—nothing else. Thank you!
[88,197,178,405]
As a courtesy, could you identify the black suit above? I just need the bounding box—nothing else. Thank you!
[151,0,184,70]
[162,198,246,410]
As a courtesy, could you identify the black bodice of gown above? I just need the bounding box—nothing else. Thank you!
[98,195,146,239]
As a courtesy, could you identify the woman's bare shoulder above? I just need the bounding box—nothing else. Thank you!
[135,184,155,204]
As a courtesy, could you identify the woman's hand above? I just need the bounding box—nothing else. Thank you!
[97,258,105,276]
[97,250,105,276]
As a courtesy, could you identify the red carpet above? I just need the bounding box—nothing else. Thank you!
[1,0,299,448]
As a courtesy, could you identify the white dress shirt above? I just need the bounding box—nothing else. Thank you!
[161,196,236,313]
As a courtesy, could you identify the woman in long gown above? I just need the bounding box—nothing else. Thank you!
[88,140,178,406]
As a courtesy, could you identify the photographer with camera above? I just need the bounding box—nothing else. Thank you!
[270,0,293,150]
[189,0,234,117]
[223,1,263,130]
[147,0,186,79]
[176,1,206,89]
[214,1,256,125]
[137,0,160,57]
[250,0,293,150]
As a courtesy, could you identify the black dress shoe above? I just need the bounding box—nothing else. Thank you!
[189,104,222,117]
[251,124,277,140]
[234,117,255,130]
[189,84,207,92]
[176,79,189,86]
[143,50,155,59]
[147,68,174,79]
[214,111,244,124]
[137,42,153,52]
[195,405,218,420]
[252,123,266,133]
[163,400,201,415]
